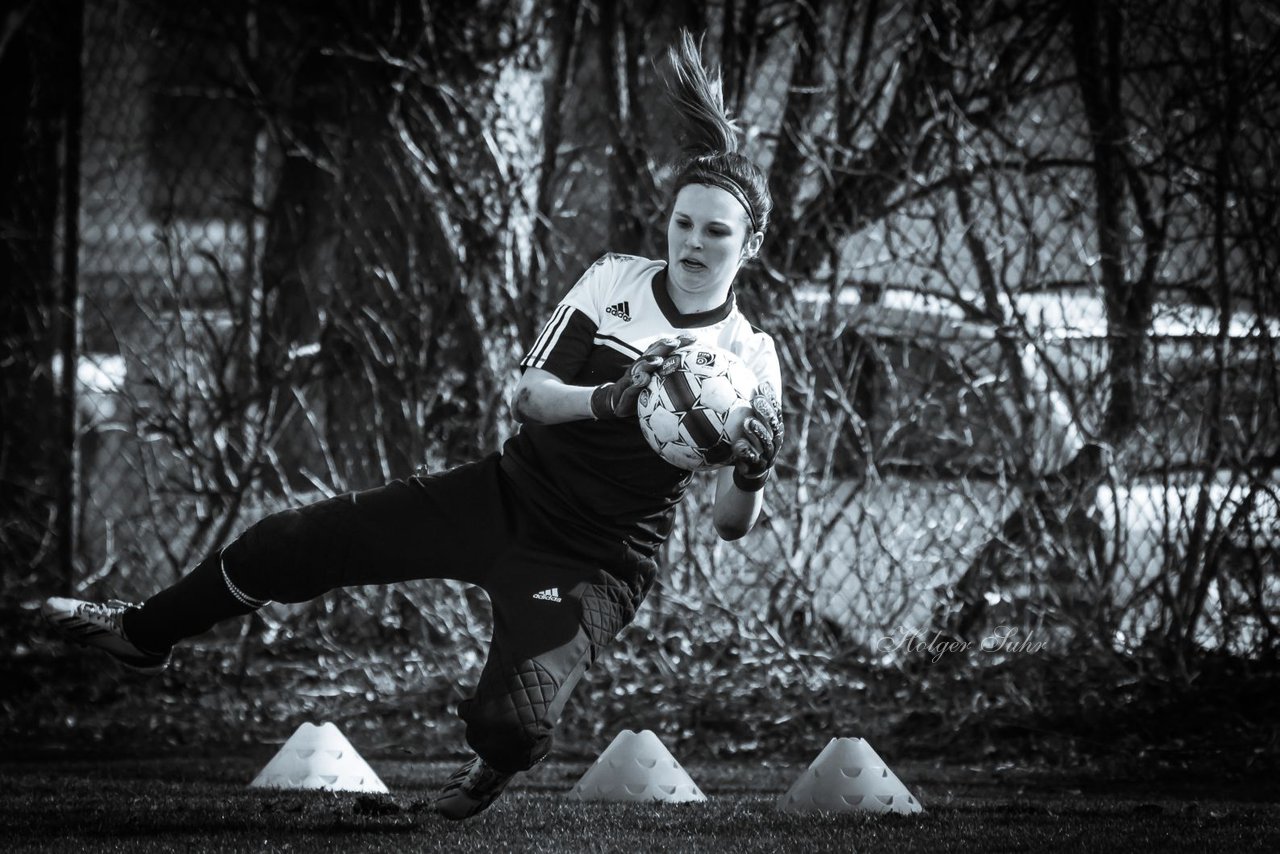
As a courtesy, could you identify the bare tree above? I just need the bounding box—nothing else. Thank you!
[1,1,81,597]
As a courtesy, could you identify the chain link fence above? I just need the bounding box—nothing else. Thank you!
[9,0,1278,741]
[698,1,1280,664]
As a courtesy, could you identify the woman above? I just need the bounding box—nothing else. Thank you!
[43,31,784,820]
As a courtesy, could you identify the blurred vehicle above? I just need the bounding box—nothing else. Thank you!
[715,288,1278,653]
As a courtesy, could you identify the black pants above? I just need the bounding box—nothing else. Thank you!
[150,453,656,774]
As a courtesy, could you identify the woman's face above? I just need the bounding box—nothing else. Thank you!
[666,183,762,296]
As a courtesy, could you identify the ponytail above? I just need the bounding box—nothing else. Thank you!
[663,30,773,237]
[665,30,740,157]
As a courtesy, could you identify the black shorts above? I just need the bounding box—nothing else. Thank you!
[222,451,657,772]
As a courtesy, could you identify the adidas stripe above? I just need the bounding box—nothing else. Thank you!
[593,334,642,359]
[525,305,574,369]
[221,555,269,609]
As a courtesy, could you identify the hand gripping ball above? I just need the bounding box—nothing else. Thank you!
[637,344,759,472]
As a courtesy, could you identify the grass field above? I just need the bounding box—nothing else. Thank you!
[2,755,1277,852]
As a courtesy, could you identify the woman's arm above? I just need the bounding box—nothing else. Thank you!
[513,335,697,425]
[712,465,764,540]
[511,367,596,425]
[712,383,784,541]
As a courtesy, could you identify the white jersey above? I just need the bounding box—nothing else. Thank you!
[522,253,782,393]
[501,253,782,553]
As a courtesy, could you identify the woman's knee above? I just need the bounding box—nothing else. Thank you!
[222,505,339,604]
[458,660,561,773]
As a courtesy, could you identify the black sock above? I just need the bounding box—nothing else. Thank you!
[122,550,266,651]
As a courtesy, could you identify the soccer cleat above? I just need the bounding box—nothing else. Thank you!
[41,597,171,674]
[434,755,515,820]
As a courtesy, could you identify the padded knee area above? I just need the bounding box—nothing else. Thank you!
[459,658,560,774]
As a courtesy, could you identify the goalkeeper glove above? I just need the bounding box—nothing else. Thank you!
[731,383,784,492]
[590,333,697,420]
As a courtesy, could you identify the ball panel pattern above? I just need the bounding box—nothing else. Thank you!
[646,405,682,444]
[662,369,700,413]
[680,408,723,452]
[696,375,739,412]
[637,344,759,472]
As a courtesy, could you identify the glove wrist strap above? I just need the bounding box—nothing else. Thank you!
[733,468,769,493]
[590,384,616,421]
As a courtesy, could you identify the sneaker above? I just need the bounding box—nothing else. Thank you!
[41,597,171,674]
[434,754,514,820]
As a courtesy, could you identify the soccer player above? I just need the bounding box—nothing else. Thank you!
[42,31,784,820]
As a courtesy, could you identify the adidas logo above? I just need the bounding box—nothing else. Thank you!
[532,588,562,603]
[606,301,631,322]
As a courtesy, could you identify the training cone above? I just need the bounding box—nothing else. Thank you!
[249,722,388,793]
[778,737,922,814]
[567,729,706,803]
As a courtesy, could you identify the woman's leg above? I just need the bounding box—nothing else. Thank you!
[459,544,656,771]
[123,454,516,652]
[435,540,655,819]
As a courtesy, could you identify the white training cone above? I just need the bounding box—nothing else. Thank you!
[778,737,922,814]
[567,729,706,803]
[249,722,388,793]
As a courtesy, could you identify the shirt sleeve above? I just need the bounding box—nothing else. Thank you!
[520,255,614,381]
[742,332,783,405]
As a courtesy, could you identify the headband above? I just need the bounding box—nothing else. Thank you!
[676,171,759,234]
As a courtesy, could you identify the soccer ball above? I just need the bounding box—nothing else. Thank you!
[637,344,759,472]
